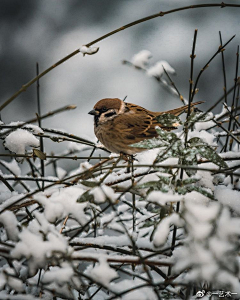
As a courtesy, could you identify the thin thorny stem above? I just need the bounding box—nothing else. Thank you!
[219,31,228,104]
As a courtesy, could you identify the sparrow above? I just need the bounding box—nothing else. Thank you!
[89,98,203,155]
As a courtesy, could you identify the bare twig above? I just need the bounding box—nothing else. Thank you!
[0,174,14,192]
[190,34,235,104]
[0,153,109,160]
[36,63,45,190]
[1,3,240,110]
[0,105,77,138]
[219,31,228,104]
[224,45,239,151]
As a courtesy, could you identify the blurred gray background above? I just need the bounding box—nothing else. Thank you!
[0,0,239,162]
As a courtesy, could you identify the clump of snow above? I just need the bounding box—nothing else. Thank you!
[0,211,19,241]
[183,201,219,240]
[2,267,24,292]
[174,199,240,291]
[42,262,74,285]
[197,171,215,191]
[90,185,118,204]
[147,61,175,78]
[184,201,219,223]
[215,105,229,119]
[184,191,211,204]
[217,207,240,239]
[147,190,183,206]
[195,120,215,131]
[215,270,240,294]
[153,213,184,247]
[35,186,88,225]
[131,50,152,69]
[135,148,159,165]
[88,257,118,286]
[80,45,99,55]
[11,213,71,276]
[4,129,39,155]
[215,185,240,214]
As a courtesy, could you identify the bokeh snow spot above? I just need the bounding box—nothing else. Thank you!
[131,50,152,69]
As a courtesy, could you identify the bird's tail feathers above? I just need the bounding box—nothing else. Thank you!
[160,101,204,116]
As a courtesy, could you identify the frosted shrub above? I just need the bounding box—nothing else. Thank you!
[0,5,240,299]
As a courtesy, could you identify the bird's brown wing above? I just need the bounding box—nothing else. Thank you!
[116,101,204,145]
[125,102,177,130]
[112,111,173,146]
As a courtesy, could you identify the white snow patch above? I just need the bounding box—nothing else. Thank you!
[195,120,215,131]
[135,148,159,165]
[42,262,74,285]
[220,151,240,159]
[80,45,99,55]
[209,237,234,260]
[35,186,88,225]
[184,201,219,223]
[0,211,19,241]
[153,213,184,247]
[217,207,240,239]
[90,185,118,204]
[11,223,70,276]
[147,190,183,206]
[4,129,39,155]
[215,185,240,214]
[216,270,240,293]
[197,171,215,191]
[88,257,118,286]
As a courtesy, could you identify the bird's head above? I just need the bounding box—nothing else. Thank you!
[88,98,125,126]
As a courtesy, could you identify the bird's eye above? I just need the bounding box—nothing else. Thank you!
[101,107,107,112]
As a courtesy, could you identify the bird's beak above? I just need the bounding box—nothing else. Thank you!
[88,109,99,116]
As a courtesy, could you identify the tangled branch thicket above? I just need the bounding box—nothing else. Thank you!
[0,5,240,300]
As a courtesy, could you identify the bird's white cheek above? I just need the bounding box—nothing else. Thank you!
[98,115,108,124]
[98,114,117,124]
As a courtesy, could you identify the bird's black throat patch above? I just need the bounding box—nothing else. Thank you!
[94,114,100,127]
